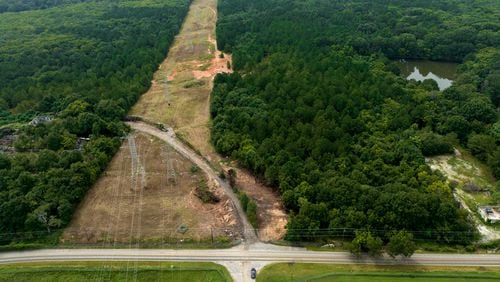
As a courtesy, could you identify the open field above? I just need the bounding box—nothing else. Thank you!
[62,131,240,245]
[258,263,500,282]
[0,261,231,282]
[130,0,288,242]
[130,0,230,164]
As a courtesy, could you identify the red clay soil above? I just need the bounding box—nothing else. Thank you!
[192,51,232,79]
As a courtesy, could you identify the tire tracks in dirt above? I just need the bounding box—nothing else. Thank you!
[127,121,258,244]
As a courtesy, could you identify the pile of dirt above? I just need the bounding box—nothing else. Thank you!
[192,49,232,79]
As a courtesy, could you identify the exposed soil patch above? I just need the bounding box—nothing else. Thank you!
[426,151,493,190]
[192,39,232,79]
[62,132,239,244]
[224,165,288,242]
[427,155,474,183]
[426,149,499,242]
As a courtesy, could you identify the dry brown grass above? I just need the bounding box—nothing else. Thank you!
[130,0,230,163]
[130,0,288,242]
[118,0,288,243]
[62,132,240,244]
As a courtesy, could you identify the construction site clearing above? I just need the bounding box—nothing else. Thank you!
[62,131,240,245]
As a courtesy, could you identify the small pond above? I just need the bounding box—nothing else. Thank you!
[396,60,459,91]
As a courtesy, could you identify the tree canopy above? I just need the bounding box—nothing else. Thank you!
[0,0,191,244]
[0,0,90,13]
[212,0,499,244]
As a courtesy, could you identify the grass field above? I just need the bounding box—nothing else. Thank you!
[310,274,499,282]
[258,263,500,282]
[62,131,240,245]
[0,261,231,282]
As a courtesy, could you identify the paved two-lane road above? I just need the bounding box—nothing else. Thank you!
[1,244,499,281]
[1,244,499,266]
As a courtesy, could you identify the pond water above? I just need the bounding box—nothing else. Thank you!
[396,60,459,91]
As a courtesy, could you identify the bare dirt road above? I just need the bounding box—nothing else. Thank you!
[127,121,257,243]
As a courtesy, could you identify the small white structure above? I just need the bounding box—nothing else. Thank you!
[478,206,500,224]
[76,137,90,151]
[29,116,53,126]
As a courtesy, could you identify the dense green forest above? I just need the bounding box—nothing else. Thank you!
[0,0,90,13]
[212,0,499,243]
[0,0,190,244]
[217,0,500,66]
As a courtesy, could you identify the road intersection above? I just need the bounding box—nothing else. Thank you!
[1,243,499,281]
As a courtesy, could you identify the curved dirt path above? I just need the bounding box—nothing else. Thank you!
[127,0,285,243]
[126,0,268,243]
[127,121,257,243]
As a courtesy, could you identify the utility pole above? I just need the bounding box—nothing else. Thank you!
[211,227,214,244]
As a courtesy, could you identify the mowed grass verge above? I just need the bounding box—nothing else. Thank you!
[258,263,500,282]
[0,261,231,282]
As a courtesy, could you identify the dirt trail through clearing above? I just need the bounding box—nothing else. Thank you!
[128,121,257,243]
[128,0,288,241]
[222,165,288,242]
[63,132,240,244]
